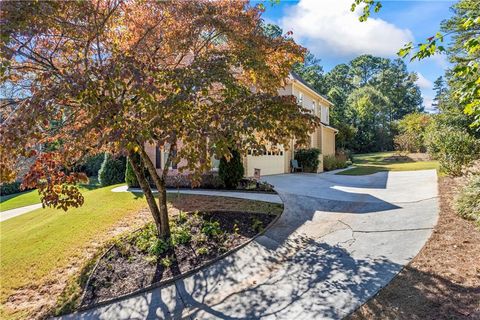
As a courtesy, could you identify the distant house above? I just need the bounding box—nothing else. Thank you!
[145,72,337,178]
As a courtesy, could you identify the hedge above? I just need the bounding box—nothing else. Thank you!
[98,154,127,186]
[295,148,321,172]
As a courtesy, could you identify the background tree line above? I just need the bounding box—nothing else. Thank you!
[296,53,423,153]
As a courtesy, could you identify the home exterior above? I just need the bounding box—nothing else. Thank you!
[243,72,337,176]
[145,72,337,178]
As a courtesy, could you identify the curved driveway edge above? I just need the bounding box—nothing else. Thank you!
[61,170,438,320]
[111,185,282,204]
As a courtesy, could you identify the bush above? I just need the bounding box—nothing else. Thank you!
[336,148,353,161]
[323,154,348,171]
[125,158,140,188]
[201,220,222,237]
[426,126,480,176]
[454,174,480,227]
[83,153,105,177]
[0,181,22,196]
[98,153,127,186]
[397,112,432,153]
[295,148,321,172]
[219,149,244,189]
[394,132,417,155]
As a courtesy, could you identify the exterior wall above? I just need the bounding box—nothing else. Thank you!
[144,78,335,178]
[321,126,336,156]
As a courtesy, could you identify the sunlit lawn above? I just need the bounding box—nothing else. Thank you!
[0,178,100,212]
[0,184,147,318]
[338,151,439,175]
[0,183,283,319]
[0,190,41,212]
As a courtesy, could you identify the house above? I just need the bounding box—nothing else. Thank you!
[145,72,337,178]
[243,72,337,176]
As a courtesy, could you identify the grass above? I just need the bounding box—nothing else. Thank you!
[0,184,147,319]
[0,177,99,212]
[0,186,283,319]
[0,190,41,212]
[337,152,439,176]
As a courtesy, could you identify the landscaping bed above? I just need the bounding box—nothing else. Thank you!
[348,176,480,319]
[80,210,278,308]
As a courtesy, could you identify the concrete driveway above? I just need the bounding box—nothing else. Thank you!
[63,170,438,320]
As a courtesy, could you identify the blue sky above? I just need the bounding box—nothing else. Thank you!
[259,0,455,112]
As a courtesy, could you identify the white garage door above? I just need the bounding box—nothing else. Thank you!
[246,152,286,177]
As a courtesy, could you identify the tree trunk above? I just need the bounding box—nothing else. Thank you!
[128,150,165,238]
[139,145,171,238]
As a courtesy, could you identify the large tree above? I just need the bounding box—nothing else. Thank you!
[0,0,318,239]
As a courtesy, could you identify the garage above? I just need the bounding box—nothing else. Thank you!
[244,149,287,177]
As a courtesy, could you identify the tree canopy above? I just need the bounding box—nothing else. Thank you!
[0,0,318,238]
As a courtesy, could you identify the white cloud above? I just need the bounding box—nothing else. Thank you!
[280,0,414,58]
[416,72,433,90]
[423,96,437,113]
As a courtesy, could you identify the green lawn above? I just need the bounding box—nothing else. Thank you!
[338,151,439,175]
[0,184,147,319]
[0,190,41,212]
[0,184,283,319]
[0,178,99,212]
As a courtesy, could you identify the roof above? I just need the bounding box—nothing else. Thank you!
[289,72,333,106]
[321,122,339,133]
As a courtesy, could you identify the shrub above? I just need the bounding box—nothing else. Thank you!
[394,132,417,155]
[397,112,432,152]
[125,158,140,188]
[454,174,480,227]
[98,153,127,186]
[219,149,244,189]
[201,220,222,237]
[426,126,480,176]
[323,154,348,171]
[295,148,321,172]
[83,153,105,177]
[336,148,353,161]
[0,181,22,196]
[171,226,192,245]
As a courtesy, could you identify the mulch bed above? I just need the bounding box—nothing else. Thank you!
[81,210,276,308]
[348,176,480,320]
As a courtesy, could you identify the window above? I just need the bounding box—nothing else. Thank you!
[312,101,316,113]
[298,92,303,106]
[155,146,161,169]
[321,105,329,124]
[171,149,177,169]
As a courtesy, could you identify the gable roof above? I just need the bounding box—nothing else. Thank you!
[290,72,333,106]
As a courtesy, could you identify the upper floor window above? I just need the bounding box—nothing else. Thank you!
[312,101,316,113]
[298,92,303,106]
[321,105,329,124]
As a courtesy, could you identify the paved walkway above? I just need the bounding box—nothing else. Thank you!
[62,170,438,320]
[0,188,281,224]
[111,186,282,204]
[0,203,43,222]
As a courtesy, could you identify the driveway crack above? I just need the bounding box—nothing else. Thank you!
[336,220,357,247]
[354,227,433,233]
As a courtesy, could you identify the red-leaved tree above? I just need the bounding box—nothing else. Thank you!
[0,0,319,239]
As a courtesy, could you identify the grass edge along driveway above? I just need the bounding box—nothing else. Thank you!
[338,152,439,176]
